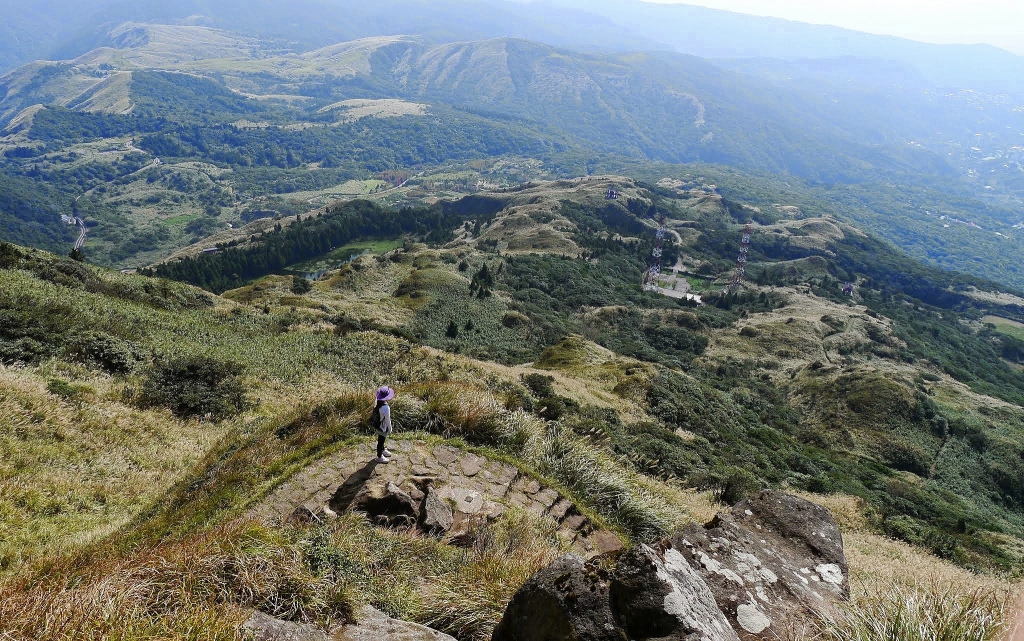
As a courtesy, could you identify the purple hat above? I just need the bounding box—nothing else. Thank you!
[376,386,395,402]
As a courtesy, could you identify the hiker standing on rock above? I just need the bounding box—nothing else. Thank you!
[372,386,395,464]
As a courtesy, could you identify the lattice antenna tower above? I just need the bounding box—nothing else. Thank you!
[728,223,753,292]
[642,214,668,291]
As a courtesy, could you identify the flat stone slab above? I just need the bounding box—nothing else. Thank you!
[241,607,456,641]
[460,453,487,476]
[241,611,328,641]
[438,486,484,515]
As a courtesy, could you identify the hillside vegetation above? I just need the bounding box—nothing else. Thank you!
[1,24,1022,292]
[3,174,1024,638]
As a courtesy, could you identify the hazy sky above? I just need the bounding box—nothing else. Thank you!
[648,0,1024,54]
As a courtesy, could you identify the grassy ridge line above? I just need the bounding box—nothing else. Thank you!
[145,196,508,293]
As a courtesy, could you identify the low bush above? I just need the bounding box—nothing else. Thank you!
[140,355,249,420]
[63,331,143,374]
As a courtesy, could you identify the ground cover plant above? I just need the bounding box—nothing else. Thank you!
[4,175,1024,638]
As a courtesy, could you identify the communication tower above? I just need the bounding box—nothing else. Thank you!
[642,214,668,291]
[728,223,752,292]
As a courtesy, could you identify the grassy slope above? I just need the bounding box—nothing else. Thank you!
[3,177,1024,637]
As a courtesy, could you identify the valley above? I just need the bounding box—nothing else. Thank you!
[2,4,1024,640]
[1,22,1023,291]
[3,174,1024,636]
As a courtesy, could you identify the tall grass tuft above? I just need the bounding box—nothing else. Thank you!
[814,579,1013,641]
[0,521,350,641]
[420,511,565,641]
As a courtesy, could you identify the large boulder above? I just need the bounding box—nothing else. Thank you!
[351,480,419,528]
[490,555,622,641]
[611,545,740,641]
[672,491,848,639]
[491,492,848,641]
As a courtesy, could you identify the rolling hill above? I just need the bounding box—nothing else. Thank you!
[1,24,1022,294]
[1,176,1022,637]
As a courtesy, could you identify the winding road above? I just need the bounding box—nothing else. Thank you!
[73,217,87,250]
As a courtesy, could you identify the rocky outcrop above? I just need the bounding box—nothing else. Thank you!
[490,555,623,641]
[255,439,619,556]
[492,491,848,641]
[420,485,454,535]
[672,491,848,638]
[611,545,740,641]
[350,480,419,528]
[241,606,455,641]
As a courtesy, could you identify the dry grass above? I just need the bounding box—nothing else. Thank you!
[0,508,563,641]
[0,520,345,641]
[794,492,1021,641]
[418,512,565,640]
[0,363,230,571]
[813,580,1013,641]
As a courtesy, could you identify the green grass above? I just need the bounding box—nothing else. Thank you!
[287,240,403,275]
[163,213,198,227]
[984,315,1024,342]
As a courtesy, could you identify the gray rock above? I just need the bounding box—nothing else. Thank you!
[611,544,741,641]
[335,605,456,641]
[671,491,849,639]
[421,486,454,535]
[492,492,849,641]
[240,611,328,641]
[351,480,419,528]
[490,555,622,641]
[437,486,484,515]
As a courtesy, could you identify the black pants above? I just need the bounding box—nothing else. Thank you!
[377,433,387,457]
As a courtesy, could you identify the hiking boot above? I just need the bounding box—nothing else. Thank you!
[382,448,394,457]
[375,455,391,464]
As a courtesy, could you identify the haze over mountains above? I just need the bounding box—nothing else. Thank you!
[2,2,1023,290]
[3,0,1023,91]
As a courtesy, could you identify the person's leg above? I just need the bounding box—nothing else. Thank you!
[377,433,387,458]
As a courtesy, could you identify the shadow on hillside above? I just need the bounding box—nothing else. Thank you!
[329,460,378,512]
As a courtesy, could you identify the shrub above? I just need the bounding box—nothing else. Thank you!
[883,440,932,477]
[141,356,249,420]
[47,378,84,401]
[0,241,22,268]
[521,374,555,399]
[690,466,762,506]
[445,320,459,339]
[331,313,363,336]
[292,275,313,294]
[64,331,143,374]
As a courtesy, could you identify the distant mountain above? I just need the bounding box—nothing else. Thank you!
[0,27,963,182]
[0,0,664,74]
[549,0,1024,96]
[4,0,1022,98]
[1,23,1021,290]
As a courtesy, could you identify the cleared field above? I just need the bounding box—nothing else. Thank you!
[985,315,1024,341]
[286,240,403,275]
